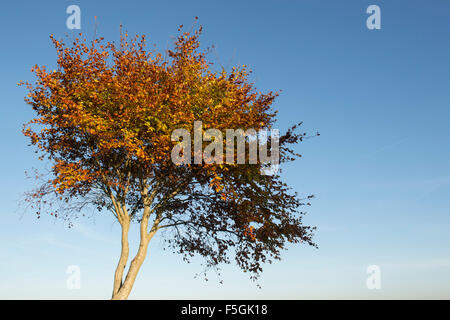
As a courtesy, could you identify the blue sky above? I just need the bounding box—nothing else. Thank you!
[0,0,449,299]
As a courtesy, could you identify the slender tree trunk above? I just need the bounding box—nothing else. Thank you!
[111,235,151,300]
[112,218,130,297]
[111,205,158,300]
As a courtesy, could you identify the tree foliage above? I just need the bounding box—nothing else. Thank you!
[20,20,317,298]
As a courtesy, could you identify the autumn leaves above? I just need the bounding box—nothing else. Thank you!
[21,23,316,289]
[21,24,280,197]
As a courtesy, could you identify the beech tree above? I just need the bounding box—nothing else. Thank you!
[20,21,317,300]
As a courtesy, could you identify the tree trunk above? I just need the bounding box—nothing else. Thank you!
[111,205,157,300]
[111,235,151,300]
[112,218,130,297]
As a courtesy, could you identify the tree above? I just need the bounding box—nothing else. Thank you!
[20,21,317,300]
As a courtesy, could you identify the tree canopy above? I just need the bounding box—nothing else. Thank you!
[20,21,317,299]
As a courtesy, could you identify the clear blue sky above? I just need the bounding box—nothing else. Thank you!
[0,0,449,299]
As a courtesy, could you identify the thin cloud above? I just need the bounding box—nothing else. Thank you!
[72,222,116,245]
[381,259,450,269]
